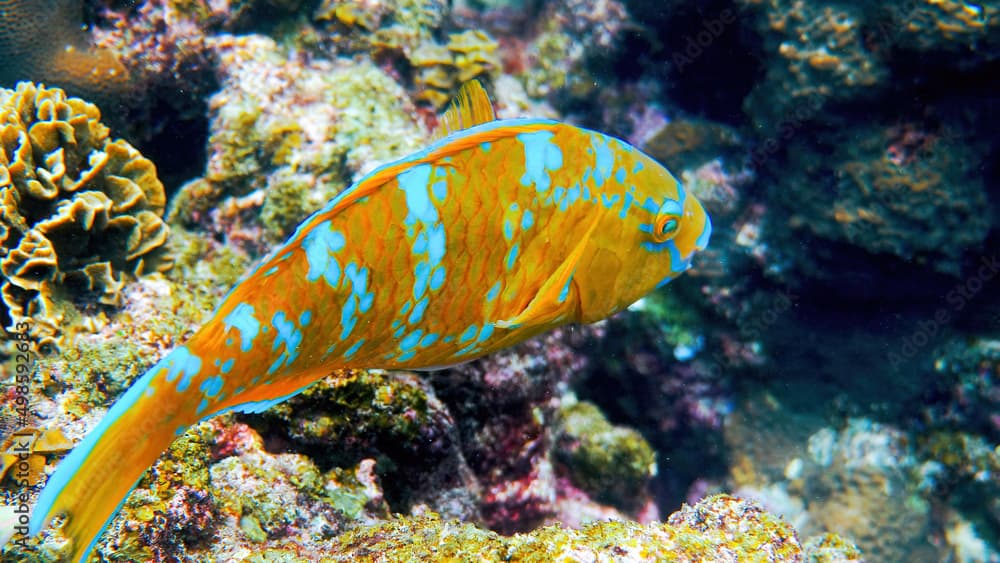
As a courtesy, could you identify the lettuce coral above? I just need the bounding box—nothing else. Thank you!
[0,82,171,348]
[412,30,501,108]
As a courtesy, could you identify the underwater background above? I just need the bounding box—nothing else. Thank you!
[0,0,997,561]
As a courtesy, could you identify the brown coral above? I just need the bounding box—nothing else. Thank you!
[0,82,171,348]
[0,0,129,102]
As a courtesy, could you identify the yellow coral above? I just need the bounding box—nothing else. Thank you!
[0,83,170,348]
[0,426,72,487]
[412,31,500,109]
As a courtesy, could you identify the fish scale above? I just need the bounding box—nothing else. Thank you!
[29,83,711,562]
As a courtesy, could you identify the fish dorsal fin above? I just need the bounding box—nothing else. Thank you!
[433,80,496,139]
[496,214,602,329]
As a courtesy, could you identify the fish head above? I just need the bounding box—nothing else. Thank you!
[575,146,712,322]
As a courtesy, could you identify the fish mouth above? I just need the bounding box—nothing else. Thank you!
[696,212,712,251]
[687,196,712,252]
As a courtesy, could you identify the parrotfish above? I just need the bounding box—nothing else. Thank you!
[30,82,711,561]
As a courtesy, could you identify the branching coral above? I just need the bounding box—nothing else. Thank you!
[740,0,886,129]
[0,83,171,348]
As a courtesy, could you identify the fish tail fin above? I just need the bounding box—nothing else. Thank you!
[29,347,201,562]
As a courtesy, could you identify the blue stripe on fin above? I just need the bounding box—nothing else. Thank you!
[28,347,185,559]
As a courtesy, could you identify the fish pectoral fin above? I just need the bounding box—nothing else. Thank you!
[495,277,579,329]
[497,214,599,329]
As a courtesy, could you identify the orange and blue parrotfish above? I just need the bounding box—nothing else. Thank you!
[30,82,711,561]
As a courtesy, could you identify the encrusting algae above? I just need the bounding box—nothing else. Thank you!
[333,494,843,562]
[28,81,712,561]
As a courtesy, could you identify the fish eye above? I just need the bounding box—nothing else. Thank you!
[652,201,683,242]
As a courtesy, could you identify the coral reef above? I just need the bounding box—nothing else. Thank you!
[510,0,631,110]
[248,369,479,518]
[739,0,887,130]
[764,119,990,277]
[642,119,743,173]
[314,0,448,57]
[0,427,70,487]
[335,494,815,562]
[89,0,220,131]
[553,401,657,513]
[3,0,998,560]
[0,82,171,347]
[0,0,129,103]
[802,419,937,561]
[430,327,625,533]
[728,405,942,562]
[915,339,1000,552]
[880,1,1000,65]
[802,533,864,563]
[411,30,502,108]
[928,338,1000,440]
[168,34,424,249]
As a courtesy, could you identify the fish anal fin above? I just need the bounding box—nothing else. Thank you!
[433,80,496,139]
[209,368,333,417]
[497,214,600,329]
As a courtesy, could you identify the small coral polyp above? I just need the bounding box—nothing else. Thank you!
[0,82,171,348]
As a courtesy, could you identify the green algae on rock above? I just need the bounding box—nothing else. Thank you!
[0,82,172,348]
[803,532,864,563]
[335,495,813,562]
[554,400,657,513]
[169,34,423,246]
[247,369,477,516]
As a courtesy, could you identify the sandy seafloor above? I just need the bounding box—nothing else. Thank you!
[0,0,998,561]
